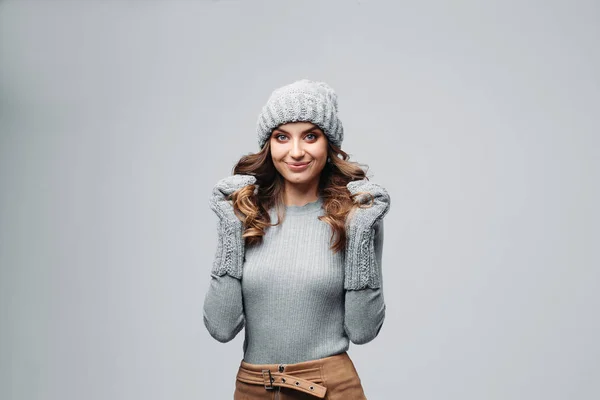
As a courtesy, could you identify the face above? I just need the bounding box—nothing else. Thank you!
[270,121,329,188]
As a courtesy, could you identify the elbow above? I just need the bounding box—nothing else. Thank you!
[345,307,386,345]
[203,312,244,343]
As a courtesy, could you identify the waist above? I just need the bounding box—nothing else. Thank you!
[240,351,351,372]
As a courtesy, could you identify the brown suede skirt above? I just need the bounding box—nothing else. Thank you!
[234,351,367,399]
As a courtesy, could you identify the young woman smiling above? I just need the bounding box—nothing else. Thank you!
[203,79,391,399]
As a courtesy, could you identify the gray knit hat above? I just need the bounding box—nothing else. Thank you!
[256,79,344,149]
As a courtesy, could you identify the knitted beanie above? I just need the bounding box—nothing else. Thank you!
[256,79,344,149]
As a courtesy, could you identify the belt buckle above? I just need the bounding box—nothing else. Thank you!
[262,369,274,390]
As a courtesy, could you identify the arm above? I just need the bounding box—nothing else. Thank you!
[202,222,246,343]
[202,175,256,343]
[344,219,386,344]
[342,179,391,344]
[203,273,245,343]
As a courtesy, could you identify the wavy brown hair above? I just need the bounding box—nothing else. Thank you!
[228,139,371,254]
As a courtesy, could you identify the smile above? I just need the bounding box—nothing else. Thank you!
[286,162,311,171]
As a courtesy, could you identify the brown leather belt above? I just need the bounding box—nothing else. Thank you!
[236,365,327,398]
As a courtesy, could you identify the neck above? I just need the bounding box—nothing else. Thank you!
[283,179,320,206]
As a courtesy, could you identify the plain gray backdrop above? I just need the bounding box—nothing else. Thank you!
[1,1,598,399]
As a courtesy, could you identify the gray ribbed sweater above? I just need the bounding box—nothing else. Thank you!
[203,196,385,364]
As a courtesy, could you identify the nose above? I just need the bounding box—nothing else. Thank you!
[289,138,305,158]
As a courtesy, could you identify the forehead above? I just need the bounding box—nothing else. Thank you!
[273,121,322,133]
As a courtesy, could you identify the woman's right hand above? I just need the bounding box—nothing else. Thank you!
[209,174,257,223]
[208,174,257,279]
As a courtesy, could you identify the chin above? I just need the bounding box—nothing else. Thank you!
[289,175,314,182]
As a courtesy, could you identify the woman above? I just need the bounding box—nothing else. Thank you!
[203,79,391,399]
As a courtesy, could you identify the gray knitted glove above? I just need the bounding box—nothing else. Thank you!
[344,179,391,290]
[209,174,257,279]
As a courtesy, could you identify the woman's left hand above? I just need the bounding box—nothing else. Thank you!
[346,179,391,230]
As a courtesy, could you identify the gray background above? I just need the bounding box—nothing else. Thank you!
[1,0,598,399]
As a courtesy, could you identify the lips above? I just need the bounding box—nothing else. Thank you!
[286,161,311,171]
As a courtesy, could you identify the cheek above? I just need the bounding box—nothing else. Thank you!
[269,144,282,160]
[317,145,328,162]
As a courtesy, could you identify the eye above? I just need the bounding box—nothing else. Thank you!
[275,134,288,141]
[306,133,317,140]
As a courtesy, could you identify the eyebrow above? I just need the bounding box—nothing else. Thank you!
[273,125,322,135]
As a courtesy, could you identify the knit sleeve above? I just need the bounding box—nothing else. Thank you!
[203,272,245,343]
[210,212,246,279]
[343,219,386,344]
